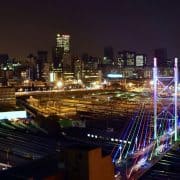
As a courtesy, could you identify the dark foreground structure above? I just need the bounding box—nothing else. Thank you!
[140,144,180,180]
[0,147,114,180]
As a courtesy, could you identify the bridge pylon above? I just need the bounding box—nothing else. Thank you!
[153,57,178,142]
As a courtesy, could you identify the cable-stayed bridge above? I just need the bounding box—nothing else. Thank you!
[112,58,180,179]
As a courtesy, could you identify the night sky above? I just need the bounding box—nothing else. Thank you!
[0,0,180,60]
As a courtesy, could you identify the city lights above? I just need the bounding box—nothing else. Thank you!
[0,111,27,120]
[107,74,123,78]
[149,80,153,86]
[0,1,179,179]
[56,80,63,89]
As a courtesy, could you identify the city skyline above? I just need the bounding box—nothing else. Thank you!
[0,0,180,59]
[0,1,180,178]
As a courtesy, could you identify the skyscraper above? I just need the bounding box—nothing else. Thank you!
[62,35,70,53]
[103,46,114,65]
[56,34,70,52]
[117,51,136,67]
[37,51,48,80]
[52,34,71,73]
[0,54,9,67]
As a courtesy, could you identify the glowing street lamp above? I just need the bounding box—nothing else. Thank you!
[149,80,153,86]
[77,79,82,84]
[128,82,133,88]
[56,80,63,89]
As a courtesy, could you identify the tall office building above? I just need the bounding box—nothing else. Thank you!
[118,51,136,67]
[72,56,82,80]
[37,51,48,80]
[117,52,125,68]
[56,34,70,52]
[52,46,63,70]
[61,35,71,73]
[82,53,99,71]
[0,87,16,107]
[62,35,70,53]
[103,47,114,65]
[0,54,11,84]
[135,54,147,67]
[0,54,9,67]
[52,34,71,73]
[27,54,37,81]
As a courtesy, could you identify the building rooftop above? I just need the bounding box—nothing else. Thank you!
[0,153,64,179]
[0,106,23,112]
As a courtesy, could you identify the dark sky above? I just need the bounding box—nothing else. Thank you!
[0,0,180,59]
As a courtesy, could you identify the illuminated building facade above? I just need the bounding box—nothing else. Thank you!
[27,54,37,81]
[80,53,101,87]
[52,34,71,80]
[37,51,48,81]
[135,54,146,67]
[117,51,147,68]
[73,56,83,80]
[117,51,136,67]
[117,53,125,68]
[115,51,147,79]
[41,63,50,82]
[56,34,70,53]
[0,54,15,85]
[52,39,63,70]
[0,87,16,107]
[82,53,99,71]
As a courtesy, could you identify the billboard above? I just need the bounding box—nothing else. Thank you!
[0,111,27,120]
[107,74,123,78]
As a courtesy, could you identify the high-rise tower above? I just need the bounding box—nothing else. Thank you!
[62,35,70,53]
[56,34,70,52]
[52,34,71,79]
[53,34,70,69]
[103,46,114,65]
[37,51,48,81]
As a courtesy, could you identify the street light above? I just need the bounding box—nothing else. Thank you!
[56,80,63,89]
[149,80,153,86]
